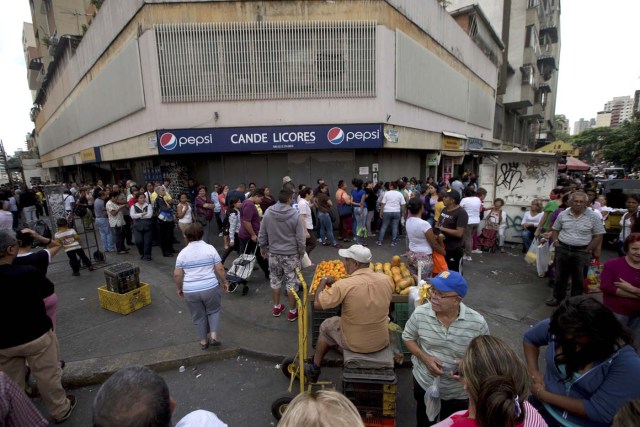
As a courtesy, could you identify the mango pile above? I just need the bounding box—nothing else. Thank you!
[370,255,415,295]
[310,260,348,294]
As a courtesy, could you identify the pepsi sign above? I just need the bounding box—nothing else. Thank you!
[157,124,382,155]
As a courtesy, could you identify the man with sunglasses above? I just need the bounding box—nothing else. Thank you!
[402,270,489,426]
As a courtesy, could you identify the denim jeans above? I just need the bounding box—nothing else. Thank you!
[113,225,126,252]
[95,218,115,251]
[22,205,37,223]
[133,219,153,259]
[378,211,400,243]
[522,229,535,252]
[318,212,337,245]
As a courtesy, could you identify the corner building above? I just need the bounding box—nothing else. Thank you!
[34,0,498,189]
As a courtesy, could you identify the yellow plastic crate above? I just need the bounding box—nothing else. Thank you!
[98,282,151,315]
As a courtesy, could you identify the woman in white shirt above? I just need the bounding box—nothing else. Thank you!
[485,198,508,253]
[618,194,640,256]
[176,193,194,243]
[130,193,154,260]
[405,198,445,280]
[460,187,482,260]
[521,199,543,253]
[298,187,316,255]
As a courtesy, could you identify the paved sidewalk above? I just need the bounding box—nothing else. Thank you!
[46,229,588,388]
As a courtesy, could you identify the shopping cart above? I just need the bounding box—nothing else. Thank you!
[226,243,258,296]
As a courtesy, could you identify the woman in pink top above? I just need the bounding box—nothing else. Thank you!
[600,232,640,346]
[433,335,546,427]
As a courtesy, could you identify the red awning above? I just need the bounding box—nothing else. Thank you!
[558,156,590,171]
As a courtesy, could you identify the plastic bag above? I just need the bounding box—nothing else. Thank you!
[535,240,550,277]
[388,322,404,365]
[425,376,441,421]
[584,259,603,294]
[356,226,368,238]
[432,251,448,275]
[525,237,538,265]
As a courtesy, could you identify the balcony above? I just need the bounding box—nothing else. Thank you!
[537,54,556,80]
[504,83,536,110]
[538,82,552,94]
[521,103,545,120]
[540,22,558,44]
[27,46,43,70]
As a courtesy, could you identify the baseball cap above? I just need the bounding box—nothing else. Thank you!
[338,245,372,263]
[429,270,467,297]
[442,189,461,203]
[282,176,292,184]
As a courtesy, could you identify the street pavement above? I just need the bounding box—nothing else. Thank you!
[29,227,611,426]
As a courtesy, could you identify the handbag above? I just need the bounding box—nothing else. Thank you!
[337,190,353,217]
[584,259,603,294]
[158,210,174,222]
[432,251,448,276]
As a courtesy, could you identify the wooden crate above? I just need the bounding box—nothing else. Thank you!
[98,282,151,315]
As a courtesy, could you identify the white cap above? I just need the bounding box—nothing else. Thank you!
[176,410,227,427]
[282,176,292,184]
[338,245,372,263]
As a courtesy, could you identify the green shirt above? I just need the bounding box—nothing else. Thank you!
[542,200,559,231]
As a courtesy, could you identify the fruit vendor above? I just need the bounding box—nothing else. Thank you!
[304,245,394,383]
[402,271,489,426]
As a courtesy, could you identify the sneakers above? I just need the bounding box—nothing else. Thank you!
[287,309,298,322]
[55,395,77,424]
[218,232,223,237]
[463,255,472,261]
[471,249,483,254]
[376,241,382,246]
[332,243,342,248]
[390,241,398,247]
[303,362,321,383]
[272,304,285,317]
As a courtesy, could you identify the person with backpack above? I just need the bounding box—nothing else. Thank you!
[220,197,242,264]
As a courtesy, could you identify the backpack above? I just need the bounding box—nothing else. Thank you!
[34,220,52,242]
[221,213,231,234]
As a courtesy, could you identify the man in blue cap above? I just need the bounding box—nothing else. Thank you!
[402,270,489,426]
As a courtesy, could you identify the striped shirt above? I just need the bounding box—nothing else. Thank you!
[175,241,222,293]
[54,228,81,252]
[402,302,489,400]
[552,208,605,246]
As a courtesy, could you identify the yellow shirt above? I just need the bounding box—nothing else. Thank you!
[317,268,394,353]
[151,192,172,204]
[434,201,445,221]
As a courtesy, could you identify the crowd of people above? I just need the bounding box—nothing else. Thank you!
[2,169,640,426]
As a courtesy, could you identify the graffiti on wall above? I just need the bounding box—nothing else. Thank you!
[523,158,551,186]
[496,162,524,193]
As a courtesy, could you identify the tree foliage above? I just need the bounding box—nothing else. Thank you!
[600,120,640,168]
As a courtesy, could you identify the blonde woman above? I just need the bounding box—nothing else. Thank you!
[433,335,545,427]
[278,390,364,427]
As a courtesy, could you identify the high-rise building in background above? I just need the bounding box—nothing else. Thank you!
[634,90,640,117]
[449,0,561,150]
[573,117,595,135]
[596,111,612,128]
[603,96,634,128]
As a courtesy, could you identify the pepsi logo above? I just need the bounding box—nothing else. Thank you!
[159,132,177,151]
[327,127,345,145]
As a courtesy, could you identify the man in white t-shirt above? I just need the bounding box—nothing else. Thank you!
[459,190,482,260]
[376,181,406,247]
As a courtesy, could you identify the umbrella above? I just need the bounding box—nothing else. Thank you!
[558,156,590,171]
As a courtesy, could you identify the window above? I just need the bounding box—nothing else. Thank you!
[155,21,376,102]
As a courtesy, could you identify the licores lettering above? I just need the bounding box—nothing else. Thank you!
[273,131,316,143]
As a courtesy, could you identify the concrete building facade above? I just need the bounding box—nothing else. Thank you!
[30,0,500,189]
[449,0,561,150]
[603,96,634,128]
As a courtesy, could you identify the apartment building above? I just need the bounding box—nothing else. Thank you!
[29,0,499,188]
[449,0,561,150]
[573,117,595,135]
[603,96,634,128]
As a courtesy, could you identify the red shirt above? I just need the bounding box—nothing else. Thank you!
[601,257,640,316]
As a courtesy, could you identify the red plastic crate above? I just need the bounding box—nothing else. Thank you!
[363,418,396,427]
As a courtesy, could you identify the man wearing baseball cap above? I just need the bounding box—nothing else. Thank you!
[305,245,394,383]
[402,270,488,425]
[433,189,468,272]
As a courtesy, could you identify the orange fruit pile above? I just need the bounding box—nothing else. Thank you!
[310,260,348,294]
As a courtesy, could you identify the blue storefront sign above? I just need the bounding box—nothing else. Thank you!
[156,124,383,155]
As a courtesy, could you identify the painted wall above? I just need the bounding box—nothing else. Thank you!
[490,152,557,243]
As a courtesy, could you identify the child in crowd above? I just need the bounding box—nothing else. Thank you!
[220,198,242,264]
[54,217,94,276]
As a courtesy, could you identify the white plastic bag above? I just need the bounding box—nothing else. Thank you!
[301,252,312,268]
[424,376,441,421]
[535,240,550,277]
[525,237,538,265]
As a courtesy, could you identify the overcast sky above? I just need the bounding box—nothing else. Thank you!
[0,1,638,155]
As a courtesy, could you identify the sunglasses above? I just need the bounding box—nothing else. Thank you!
[430,289,459,299]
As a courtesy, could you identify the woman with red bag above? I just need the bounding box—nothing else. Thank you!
[600,232,640,346]
[405,197,446,281]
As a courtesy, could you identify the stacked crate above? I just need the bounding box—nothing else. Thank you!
[342,367,397,427]
[99,262,150,315]
[104,262,140,294]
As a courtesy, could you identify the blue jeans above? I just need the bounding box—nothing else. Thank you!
[318,212,337,245]
[353,206,367,240]
[522,229,535,252]
[95,218,115,251]
[378,212,400,243]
